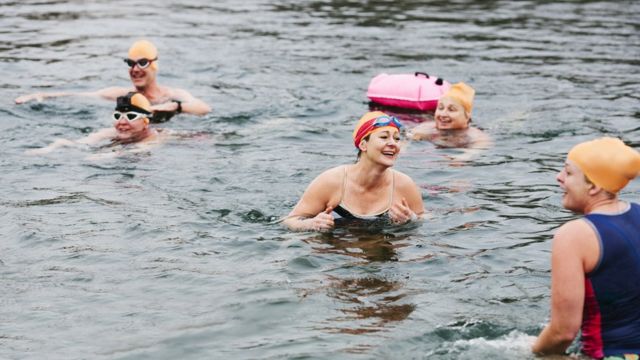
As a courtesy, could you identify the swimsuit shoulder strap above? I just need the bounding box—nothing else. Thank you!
[338,165,348,205]
[387,170,396,209]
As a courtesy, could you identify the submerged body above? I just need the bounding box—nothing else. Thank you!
[409,82,491,160]
[27,92,167,156]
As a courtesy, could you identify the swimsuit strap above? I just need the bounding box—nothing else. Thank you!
[388,170,396,209]
[338,165,348,205]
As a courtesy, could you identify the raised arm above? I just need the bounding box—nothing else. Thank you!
[15,87,130,104]
[151,88,211,116]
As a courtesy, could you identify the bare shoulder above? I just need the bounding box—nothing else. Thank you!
[553,219,598,251]
[309,165,347,190]
[392,169,419,188]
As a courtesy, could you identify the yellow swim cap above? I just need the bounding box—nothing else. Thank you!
[441,82,475,115]
[128,40,158,70]
[568,137,640,193]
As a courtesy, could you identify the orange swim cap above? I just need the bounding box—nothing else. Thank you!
[352,111,402,149]
[116,92,152,114]
[440,82,475,115]
[128,40,158,70]
[568,137,640,193]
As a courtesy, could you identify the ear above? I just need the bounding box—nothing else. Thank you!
[358,139,367,152]
[587,182,602,196]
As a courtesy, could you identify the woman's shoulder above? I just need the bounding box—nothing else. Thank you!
[313,165,348,185]
[316,165,349,182]
[392,169,419,187]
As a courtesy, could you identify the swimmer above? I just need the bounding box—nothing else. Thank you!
[15,40,211,122]
[283,111,425,231]
[408,82,491,160]
[531,138,640,358]
[27,92,164,155]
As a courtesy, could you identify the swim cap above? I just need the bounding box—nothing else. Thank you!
[440,82,475,115]
[128,40,158,70]
[352,111,401,149]
[116,92,152,114]
[567,137,640,193]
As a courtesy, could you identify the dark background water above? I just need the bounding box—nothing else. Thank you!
[1,1,639,359]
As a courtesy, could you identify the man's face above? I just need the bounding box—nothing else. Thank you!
[126,57,157,89]
[557,160,592,213]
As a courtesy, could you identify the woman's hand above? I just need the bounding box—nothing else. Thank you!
[303,206,334,232]
[389,197,418,224]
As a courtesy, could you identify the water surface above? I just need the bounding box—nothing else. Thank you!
[1,1,639,359]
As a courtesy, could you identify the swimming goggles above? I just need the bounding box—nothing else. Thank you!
[123,57,157,69]
[113,111,147,122]
[372,115,403,129]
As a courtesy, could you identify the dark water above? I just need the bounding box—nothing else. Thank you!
[1,1,639,359]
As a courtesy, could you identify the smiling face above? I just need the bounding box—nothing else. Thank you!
[556,159,592,213]
[434,96,471,130]
[113,113,149,142]
[128,59,157,89]
[361,128,401,166]
[126,40,158,90]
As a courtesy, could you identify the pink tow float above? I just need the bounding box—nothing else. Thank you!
[367,72,451,111]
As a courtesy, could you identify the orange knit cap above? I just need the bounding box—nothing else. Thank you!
[441,82,475,115]
[128,40,158,70]
[352,111,401,149]
[568,137,640,193]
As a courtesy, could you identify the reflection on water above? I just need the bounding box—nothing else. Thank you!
[325,275,415,335]
[303,230,415,337]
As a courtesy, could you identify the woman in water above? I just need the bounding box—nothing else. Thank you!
[283,111,425,231]
[26,92,162,155]
[409,82,491,159]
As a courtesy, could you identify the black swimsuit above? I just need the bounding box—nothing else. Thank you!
[150,110,177,123]
[331,166,395,221]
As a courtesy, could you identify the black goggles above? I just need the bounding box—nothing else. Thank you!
[123,57,157,69]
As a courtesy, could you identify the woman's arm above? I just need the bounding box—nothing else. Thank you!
[532,220,595,355]
[389,172,425,224]
[282,167,341,231]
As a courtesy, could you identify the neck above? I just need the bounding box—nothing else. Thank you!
[584,196,622,214]
[352,160,391,189]
[136,81,162,98]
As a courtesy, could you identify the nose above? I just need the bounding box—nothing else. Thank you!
[556,169,565,184]
[115,116,129,125]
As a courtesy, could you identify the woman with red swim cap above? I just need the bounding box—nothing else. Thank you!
[283,111,424,231]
